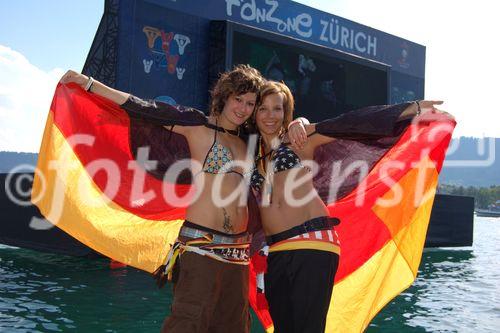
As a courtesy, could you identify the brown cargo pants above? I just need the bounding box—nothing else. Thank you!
[161,251,250,333]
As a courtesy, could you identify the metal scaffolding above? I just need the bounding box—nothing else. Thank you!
[82,0,119,88]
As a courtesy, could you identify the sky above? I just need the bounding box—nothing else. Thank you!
[0,0,498,152]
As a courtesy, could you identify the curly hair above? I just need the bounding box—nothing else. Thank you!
[210,64,264,116]
[252,80,295,133]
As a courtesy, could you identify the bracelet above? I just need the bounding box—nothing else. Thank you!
[414,101,421,115]
[85,76,94,92]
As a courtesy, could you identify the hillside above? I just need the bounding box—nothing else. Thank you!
[1,137,499,186]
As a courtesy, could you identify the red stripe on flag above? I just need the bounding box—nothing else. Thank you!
[49,83,189,220]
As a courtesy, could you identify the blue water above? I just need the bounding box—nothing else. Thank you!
[1,216,499,332]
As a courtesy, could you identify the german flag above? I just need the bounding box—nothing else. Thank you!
[249,107,455,332]
[324,116,453,332]
[32,83,190,273]
[33,83,454,332]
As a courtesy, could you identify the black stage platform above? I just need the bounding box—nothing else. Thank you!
[0,173,474,257]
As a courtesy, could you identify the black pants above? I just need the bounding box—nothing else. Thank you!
[265,250,339,333]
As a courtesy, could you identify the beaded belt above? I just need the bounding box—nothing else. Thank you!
[179,225,251,245]
[154,224,251,285]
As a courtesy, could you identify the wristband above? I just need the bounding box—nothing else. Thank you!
[414,101,421,115]
[85,77,94,92]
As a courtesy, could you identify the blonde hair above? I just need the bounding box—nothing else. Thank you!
[253,81,294,132]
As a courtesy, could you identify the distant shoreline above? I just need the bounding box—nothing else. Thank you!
[1,136,499,186]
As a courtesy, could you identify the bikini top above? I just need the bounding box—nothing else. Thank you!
[201,122,243,177]
[250,142,304,191]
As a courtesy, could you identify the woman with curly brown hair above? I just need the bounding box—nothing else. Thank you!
[60,65,263,333]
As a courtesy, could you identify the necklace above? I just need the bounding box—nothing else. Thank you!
[257,135,280,171]
[257,136,276,204]
[205,122,239,136]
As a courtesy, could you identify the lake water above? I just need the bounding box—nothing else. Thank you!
[1,216,499,332]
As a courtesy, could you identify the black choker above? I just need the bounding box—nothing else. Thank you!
[205,123,239,136]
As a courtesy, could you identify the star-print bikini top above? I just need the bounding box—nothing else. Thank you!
[250,142,305,191]
[201,122,243,177]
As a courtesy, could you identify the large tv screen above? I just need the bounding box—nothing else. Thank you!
[230,29,389,122]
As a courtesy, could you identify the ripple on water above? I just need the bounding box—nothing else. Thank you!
[2,218,500,332]
[367,217,500,332]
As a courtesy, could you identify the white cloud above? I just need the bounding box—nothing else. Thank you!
[0,45,64,152]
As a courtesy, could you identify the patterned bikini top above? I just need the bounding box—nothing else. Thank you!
[250,142,304,191]
[201,122,243,177]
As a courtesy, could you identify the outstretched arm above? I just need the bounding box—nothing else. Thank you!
[398,100,444,121]
[59,70,208,136]
[60,70,129,105]
[288,100,447,152]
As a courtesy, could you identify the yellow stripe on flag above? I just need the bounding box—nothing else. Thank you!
[326,157,438,332]
[374,156,438,277]
[32,112,181,272]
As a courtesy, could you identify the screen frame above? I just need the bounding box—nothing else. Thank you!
[220,20,392,104]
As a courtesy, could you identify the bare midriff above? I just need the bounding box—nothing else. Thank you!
[259,167,329,236]
[185,172,248,234]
